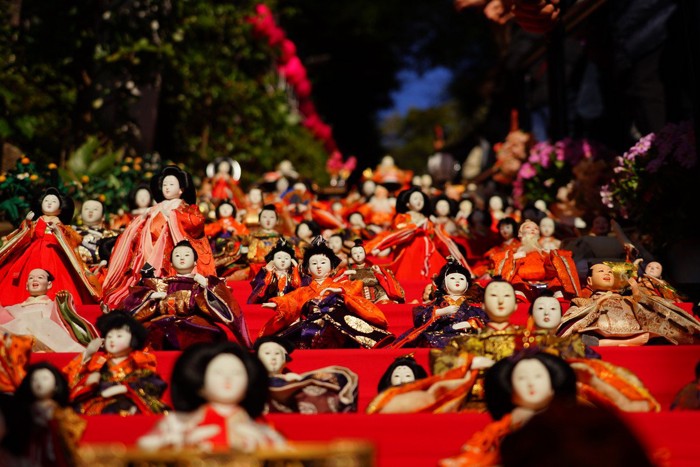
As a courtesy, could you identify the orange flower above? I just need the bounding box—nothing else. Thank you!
[81,175,90,183]
[21,157,30,165]
[29,174,39,181]
[48,163,58,170]
[0,175,6,183]
[98,194,106,202]
[121,165,130,172]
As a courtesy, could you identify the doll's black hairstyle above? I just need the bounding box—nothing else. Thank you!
[484,350,577,421]
[302,236,341,272]
[96,236,119,264]
[395,187,431,217]
[16,362,70,407]
[96,311,149,350]
[264,238,296,264]
[151,165,197,205]
[295,220,321,238]
[433,257,472,293]
[350,238,365,251]
[170,341,268,417]
[34,269,55,283]
[497,217,519,235]
[253,336,295,362]
[527,289,558,316]
[216,201,237,219]
[431,195,458,217]
[377,355,428,393]
[258,204,278,221]
[171,239,199,263]
[128,183,154,210]
[35,187,74,225]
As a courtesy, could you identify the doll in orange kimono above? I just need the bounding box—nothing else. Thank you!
[259,236,392,349]
[0,188,101,306]
[248,238,306,304]
[64,312,169,415]
[199,157,246,207]
[368,187,468,281]
[338,240,404,304]
[204,202,249,278]
[102,166,215,308]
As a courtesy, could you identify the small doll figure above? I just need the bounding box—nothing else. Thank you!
[439,351,577,466]
[255,337,359,414]
[64,311,169,415]
[0,187,101,306]
[246,204,284,279]
[291,220,321,257]
[327,233,348,269]
[0,268,97,352]
[124,240,251,350]
[16,363,86,466]
[102,166,215,308]
[199,157,245,206]
[636,261,684,301]
[110,184,155,230]
[431,195,459,236]
[241,187,264,229]
[671,361,700,410]
[340,240,404,304]
[138,342,286,452]
[259,236,392,349]
[376,355,428,394]
[481,278,519,332]
[558,263,700,346]
[248,238,304,304]
[391,258,487,348]
[73,199,119,268]
[538,217,561,251]
[473,217,520,276]
[204,202,249,278]
[204,202,249,241]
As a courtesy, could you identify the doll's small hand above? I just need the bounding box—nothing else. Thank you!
[186,424,221,445]
[451,321,472,331]
[25,211,35,221]
[371,249,381,256]
[291,258,298,267]
[150,291,167,300]
[471,356,495,370]
[371,265,381,273]
[320,287,342,296]
[193,273,208,288]
[265,261,276,272]
[85,337,104,357]
[435,305,460,317]
[86,371,101,386]
[343,269,357,276]
[101,384,128,398]
[262,302,277,309]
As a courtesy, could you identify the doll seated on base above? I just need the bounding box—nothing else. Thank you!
[248,239,305,304]
[138,342,286,453]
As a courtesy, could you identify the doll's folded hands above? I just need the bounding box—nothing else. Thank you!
[101,384,128,398]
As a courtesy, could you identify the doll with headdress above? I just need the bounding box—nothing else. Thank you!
[390,258,487,348]
[64,311,169,415]
[138,342,286,452]
[16,362,86,466]
[102,166,215,308]
[259,236,392,349]
[338,239,404,304]
[123,240,252,350]
[248,238,305,304]
[255,336,359,414]
[0,187,101,306]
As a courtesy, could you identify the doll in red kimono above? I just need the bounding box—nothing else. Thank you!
[259,236,392,349]
[339,240,404,304]
[102,166,215,308]
[248,238,305,304]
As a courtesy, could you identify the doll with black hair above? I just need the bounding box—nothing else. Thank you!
[123,240,252,349]
[64,311,169,415]
[327,233,349,270]
[110,184,155,230]
[431,195,459,236]
[16,362,86,466]
[0,187,101,306]
[376,355,428,394]
[246,204,285,279]
[390,258,487,348]
[203,201,249,278]
[248,238,305,304]
[138,341,285,452]
[73,199,120,269]
[102,166,215,308]
[338,239,404,304]
[367,186,469,281]
[290,220,321,258]
[473,217,520,277]
[259,236,392,349]
[439,350,577,466]
[254,336,359,414]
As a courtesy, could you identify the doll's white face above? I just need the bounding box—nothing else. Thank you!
[483,282,517,322]
[218,204,234,218]
[362,181,376,197]
[421,174,432,188]
[248,188,262,205]
[218,161,231,174]
[276,177,289,194]
[459,200,473,216]
[293,182,306,194]
[539,218,555,237]
[272,251,292,271]
[31,369,57,401]
[257,342,287,375]
[81,200,104,225]
[328,236,343,254]
[41,194,61,216]
[499,223,514,240]
[519,221,540,239]
[390,365,415,386]
[200,353,248,405]
[349,213,364,227]
[587,264,615,291]
[104,325,132,356]
[489,196,503,211]
[259,210,277,230]
[26,269,53,296]
[172,245,196,274]
[296,224,311,240]
[161,175,183,200]
[308,254,332,279]
[645,262,663,279]
[435,200,450,217]
[444,272,468,295]
[408,191,424,211]
[135,188,152,208]
[531,296,562,330]
[331,202,343,214]
[511,359,554,411]
[350,247,366,264]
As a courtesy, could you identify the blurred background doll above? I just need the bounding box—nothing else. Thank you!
[72,199,119,270]
[339,240,404,304]
[248,238,304,304]
[246,204,285,279]
[110,183,154,230]
[376,355,428,394]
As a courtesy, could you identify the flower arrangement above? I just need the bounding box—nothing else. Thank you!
[325,151,357,187]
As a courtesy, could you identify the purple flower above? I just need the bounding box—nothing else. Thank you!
[600,184,614,208]
[519,162,537,180]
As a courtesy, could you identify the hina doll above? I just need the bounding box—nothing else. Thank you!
[248,238,304,304]
[340,240,404,304]
[390,258,487,348]
[15,363,86,466]
[102,166,215,308]
[473,217,520,276]
[431,195,459,236]
[291,220,321,257]
[558,263,700,345]
[138,342,286,452]
[369,187,467,281]
[246,204,284,279]
[636,261,684,301]
[73,199,119,268]
[327,233,348,269]
[199,157,245,206]
[64,312,169,415]
[0,269,97,352]
[204,202,249,278]
[258,236,392,349]
[109,184,154,230]
[439,351,577,466]
[538,217,561,251]
[255,337,359,414]
[0,187,101,306]
[358,184,395,229]
[124,240,252,350]
[376,355,428,393]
